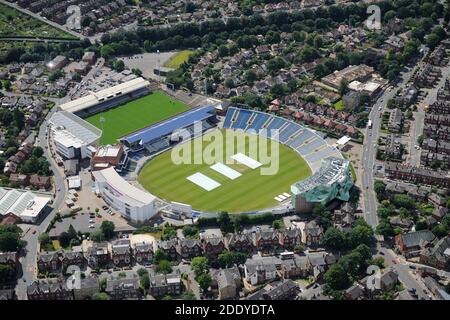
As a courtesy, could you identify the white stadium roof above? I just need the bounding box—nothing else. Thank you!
[92,167,155,207]
[59,77,150,114]
[49,111,102,145]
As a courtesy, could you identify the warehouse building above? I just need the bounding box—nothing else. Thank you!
[0,188,51,224]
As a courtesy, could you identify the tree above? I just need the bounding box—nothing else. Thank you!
[100,221,115,240]
[347,219,374,248]
[0,264,16,284]
[156,259,172,274]
[67,224,78,241]
[38,232,50,246]
[197,273,212,293]
[93,292,110,300]
[376,221,395,237]
[32,147,44,158]
[339,79,349,95]
[218,212,233,233]
[272,219,283,230]
[370,256,385,269]
[191,257,209,277]
[322,227,347,250]
[137,268,149,277]
[182,225,199,239]
[181,291,196,300]
[153,250,167,265]
[99,277,107,291]
[140,273,150,290]
[324,264,350,290]
[217,251,247,268]
[224,78,234,88]
[59,232,71,248]
[90,230,104,242]
[3,80,11,91]
[0,225,26,252]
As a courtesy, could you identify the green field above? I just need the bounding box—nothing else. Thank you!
[86,91,191,145]
[164,50,194,69]
[138,129,312,213]
[0,3,78,40]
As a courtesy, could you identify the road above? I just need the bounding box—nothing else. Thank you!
[377,245,434,300]
[13,59,106,300]
[360,47,428,229]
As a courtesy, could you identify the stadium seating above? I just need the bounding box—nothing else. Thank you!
[222,107,342,172]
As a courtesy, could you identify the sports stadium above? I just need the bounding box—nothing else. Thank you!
[128,105,352,216]
[53,78,352,220]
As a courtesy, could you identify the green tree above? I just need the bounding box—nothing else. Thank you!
[100,221,115,240]
[197,272,212,293]
[218,212,233,233]
[0,264,16,284]
[0,225,27,252]
[322,227,347,250]
[153,250,167,265]
[339,79,349,95]
[191,257,209,277]
[156,259,173,274]
[376,221,395,237]
[38,232,50,246]
[90,230,104,242]
[140,273,150,290]
[93,292,110,300]
[324,264,350,290]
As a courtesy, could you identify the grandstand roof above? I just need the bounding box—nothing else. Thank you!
[49,111,101,145]
[0,187,51,220]
[121,105,216,145]
[291,157,351,195]
[58,78,150,114]
[92,167,156,207]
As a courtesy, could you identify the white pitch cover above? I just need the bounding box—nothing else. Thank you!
[210,163,242,180]
[231,153,262,169]
[186,172,221,191]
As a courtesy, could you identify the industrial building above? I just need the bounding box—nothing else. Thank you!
[0,188,51,224]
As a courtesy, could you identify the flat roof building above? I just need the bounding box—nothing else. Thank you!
[0,187,51,224]
[92,167,157,223]
[48,111,102,159]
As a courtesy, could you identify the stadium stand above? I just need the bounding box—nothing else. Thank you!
[121,105,217,153]
[222,107,342,172]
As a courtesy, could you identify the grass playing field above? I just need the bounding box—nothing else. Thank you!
[164,50,194,69]
[85,91,191,145]
[138,129,312,213]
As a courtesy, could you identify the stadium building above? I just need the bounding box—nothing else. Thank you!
[121,105,217,154]
[92,167,157,223]
[59,78,150,118]
[290,157,353,214]
[0,188,51,224]
[48,111,102,159]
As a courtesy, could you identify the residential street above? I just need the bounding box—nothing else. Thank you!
[360,47,428,229]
